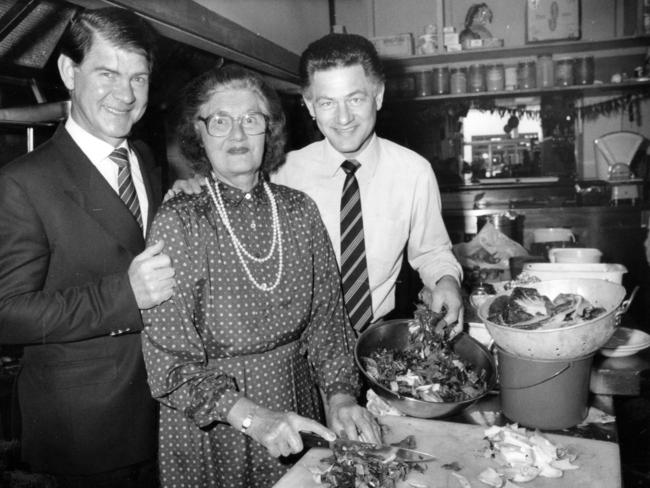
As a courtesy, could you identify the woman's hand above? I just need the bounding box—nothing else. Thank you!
[326,393,382,445]
[228,398,335,458]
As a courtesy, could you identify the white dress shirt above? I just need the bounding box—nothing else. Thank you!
[65,117,149,235]
[272,134,461,321]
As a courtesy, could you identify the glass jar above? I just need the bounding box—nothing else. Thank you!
[450,67,467,94]
[432,66,450,94]
[469,64,486,92]
[537,54,554,88]
[414,70,433,97]
[555,57,574,86]
[517,60,536,89]
[504,65,517,90]
[486,64,505,92]
[575,56,595,85]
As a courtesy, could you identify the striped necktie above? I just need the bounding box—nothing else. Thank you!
[340,159,372,333]
[108,146,142,229]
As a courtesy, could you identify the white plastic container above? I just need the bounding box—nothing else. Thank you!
[522,262,627,284]
[548,247,602,263]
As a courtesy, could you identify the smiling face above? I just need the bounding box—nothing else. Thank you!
[303,64,384,160]
[196,87,267,191]
[58,33,150,147]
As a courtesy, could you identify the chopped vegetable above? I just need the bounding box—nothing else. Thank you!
[317,435,426,488]
[487,287,606,330]
[362,305,489,403]
[480,424,579,486]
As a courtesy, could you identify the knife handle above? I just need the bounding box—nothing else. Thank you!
[300,432,330,448]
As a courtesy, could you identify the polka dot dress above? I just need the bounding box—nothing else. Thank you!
[142,179,360,488]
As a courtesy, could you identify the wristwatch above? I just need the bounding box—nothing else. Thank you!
[240,406,257,434]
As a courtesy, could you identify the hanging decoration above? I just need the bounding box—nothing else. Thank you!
[470,91,650,123]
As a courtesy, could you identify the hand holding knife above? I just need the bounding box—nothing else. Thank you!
[300,431,436,463]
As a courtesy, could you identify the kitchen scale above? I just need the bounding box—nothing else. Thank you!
[594,131,645,205]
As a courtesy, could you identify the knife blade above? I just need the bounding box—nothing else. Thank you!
[300,432,436,463]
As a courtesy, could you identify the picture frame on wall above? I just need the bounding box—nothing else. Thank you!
[526,0,581,43]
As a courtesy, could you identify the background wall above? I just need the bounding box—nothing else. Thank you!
[194,0,329,54]
[335,0,626,43]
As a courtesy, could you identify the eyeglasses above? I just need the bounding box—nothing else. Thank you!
[197,112,268,137]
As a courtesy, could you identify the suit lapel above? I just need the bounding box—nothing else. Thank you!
[52,126,145,255]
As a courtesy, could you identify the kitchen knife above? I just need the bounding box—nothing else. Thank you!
[299,432,436,463]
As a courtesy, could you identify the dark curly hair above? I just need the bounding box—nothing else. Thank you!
[299,33,385,99]
[176,64,286,176]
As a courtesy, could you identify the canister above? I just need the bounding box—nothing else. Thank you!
[555,57,574,86]
[414,70,433,97]
[450,67,467,94]
[517,60,536,89]
[486,64,505,92]
[432,66,450,94]
[575,56,595,85]
[537,54,554,88]
[504,65,517,90]
[469,64,486,92]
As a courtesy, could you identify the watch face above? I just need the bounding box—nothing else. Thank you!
[241,413,254,432]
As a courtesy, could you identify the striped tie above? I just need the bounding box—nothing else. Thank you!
[340,159,372,333]
[109,146,142,229]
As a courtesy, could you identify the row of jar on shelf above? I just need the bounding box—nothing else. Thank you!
[387,54,596,98]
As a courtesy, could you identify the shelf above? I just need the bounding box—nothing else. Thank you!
[382,36,650,72]
[386,79,650,103]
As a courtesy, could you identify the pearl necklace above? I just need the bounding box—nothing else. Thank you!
[206,177,283,292]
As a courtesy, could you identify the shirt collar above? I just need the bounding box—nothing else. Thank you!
[65,116,129,162]
[209,174,268,207]
[323,133,380,178]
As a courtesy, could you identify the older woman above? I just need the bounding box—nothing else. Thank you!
[142,64,380,488]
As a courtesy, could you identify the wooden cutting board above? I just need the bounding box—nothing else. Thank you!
[273,415,620,488]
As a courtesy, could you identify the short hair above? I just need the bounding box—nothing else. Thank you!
[176,64,287,176]
[299,33,385,98]
[59,7,157,69]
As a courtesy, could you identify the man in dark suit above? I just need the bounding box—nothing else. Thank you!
[0,7,175,487]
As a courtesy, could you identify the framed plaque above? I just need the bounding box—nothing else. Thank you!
[526,0,581,43]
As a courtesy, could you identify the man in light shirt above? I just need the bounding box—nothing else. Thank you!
[0,7,174,486]
[272,33,462,328]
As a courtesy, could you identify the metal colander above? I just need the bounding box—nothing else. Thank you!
[476,279,635,360]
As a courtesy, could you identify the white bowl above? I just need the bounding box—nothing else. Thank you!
[600,327,650,357]
[548,247,602,263]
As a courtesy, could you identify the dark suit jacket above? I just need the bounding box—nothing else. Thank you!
[0,125,162,475]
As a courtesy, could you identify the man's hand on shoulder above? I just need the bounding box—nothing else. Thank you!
[164,174,205,202]
[129,240,175,309]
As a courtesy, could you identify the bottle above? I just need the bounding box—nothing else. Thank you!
[555,57,574,86]
[575,56,595,85]
[537,55,554,88]
[486,64,505,92]
[504,65,517,90]
[414,70,433,97]
[433,67,450,94]
[450,67,467,93]
[517,60,536,89]
[469,64,486,92]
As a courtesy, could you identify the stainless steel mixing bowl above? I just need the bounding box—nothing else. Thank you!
[355,319,497,418]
